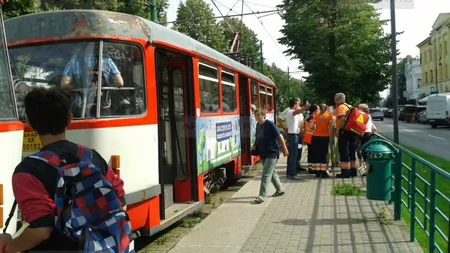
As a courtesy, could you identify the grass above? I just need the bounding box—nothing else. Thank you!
[378,140,450,252]
[331,183,365,196]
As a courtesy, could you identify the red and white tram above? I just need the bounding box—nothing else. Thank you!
[5,10,277,236]
[0,0,24,235]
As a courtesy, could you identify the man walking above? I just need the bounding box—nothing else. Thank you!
[285,98,308,179]
[334,92,358,178]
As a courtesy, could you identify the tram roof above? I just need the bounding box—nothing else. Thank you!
[4,9,275,87]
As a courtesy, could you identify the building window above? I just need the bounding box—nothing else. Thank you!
[199,63,219,113]
[417,79,422,88]
[445,64,448,80]
[431,70,433,82]
[425,72,428,84]
[221,70,236,112]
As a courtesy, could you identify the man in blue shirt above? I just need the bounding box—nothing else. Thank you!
[60,56,124,117]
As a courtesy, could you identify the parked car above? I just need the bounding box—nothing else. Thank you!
[417,110,427,124]
[370,108,384,121]
[384,108,393,118]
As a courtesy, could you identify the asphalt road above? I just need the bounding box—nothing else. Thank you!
[374,118,450,161]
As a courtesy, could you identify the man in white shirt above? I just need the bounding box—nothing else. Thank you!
[284,98,309,180]
[277,102,306,172]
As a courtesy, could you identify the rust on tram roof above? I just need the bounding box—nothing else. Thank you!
[5,10,152,45]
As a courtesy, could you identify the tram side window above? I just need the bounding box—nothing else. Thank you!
[259,84,267,110]
[251,80,258,111]
[221,71,236,112]
[267,87,273,111]
[100,42,145,117]
[199,63,219,113]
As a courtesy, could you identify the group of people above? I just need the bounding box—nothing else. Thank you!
[252,92,377,203]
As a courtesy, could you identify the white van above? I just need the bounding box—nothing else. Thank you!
[426,94,450,128]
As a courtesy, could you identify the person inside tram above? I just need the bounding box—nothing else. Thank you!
[60,55,124,117]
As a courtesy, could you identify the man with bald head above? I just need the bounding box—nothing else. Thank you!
[334,92,358,178]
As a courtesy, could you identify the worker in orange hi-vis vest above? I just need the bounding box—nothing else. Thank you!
[334,92,359,178]
[310,104,333,178]
[303,104,319,174]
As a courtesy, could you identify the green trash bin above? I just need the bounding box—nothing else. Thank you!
[364,144,395,201]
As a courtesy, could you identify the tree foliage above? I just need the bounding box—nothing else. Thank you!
[2,0,169,24]
[173,0,227,53]
[279,0,393,105]
[218,17,260,69]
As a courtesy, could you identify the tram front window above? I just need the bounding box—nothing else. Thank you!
[9,41,145,120]
[0,17,15,120]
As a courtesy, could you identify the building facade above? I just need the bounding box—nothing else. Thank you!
[417,13,450,96]
[404,56,422,100]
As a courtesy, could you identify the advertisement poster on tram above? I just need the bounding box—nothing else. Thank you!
[196,115,241,175]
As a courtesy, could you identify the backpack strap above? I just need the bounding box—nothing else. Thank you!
[77,144,93,163]
[2,201,17,234]
[28,150,63,168]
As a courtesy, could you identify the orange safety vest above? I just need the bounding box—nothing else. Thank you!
[341,105,369,137]
[303,121,314,145]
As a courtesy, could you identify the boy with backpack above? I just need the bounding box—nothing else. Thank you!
[0,87,133,253]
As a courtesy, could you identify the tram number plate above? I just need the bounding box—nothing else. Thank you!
[23,132,42,152]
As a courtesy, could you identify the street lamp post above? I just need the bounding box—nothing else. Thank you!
[390,0,399,145]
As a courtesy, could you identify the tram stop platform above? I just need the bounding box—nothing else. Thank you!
[168,155,424,253]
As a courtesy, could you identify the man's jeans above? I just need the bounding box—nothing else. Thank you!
[286,134,298,177]
[258,158,282,197]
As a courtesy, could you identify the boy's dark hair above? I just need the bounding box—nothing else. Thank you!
[289,97,300,108]
[24,87,73,135]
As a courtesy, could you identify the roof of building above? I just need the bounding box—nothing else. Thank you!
[416,36,431,48]
[5,9,275,86]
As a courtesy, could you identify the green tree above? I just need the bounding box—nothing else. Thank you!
[43,0,118,11]
[2,0,41,19]
[218,17,260,69]
[260,62,319,109]
[278,0,393,105]
[3,0,169,25]
[173,0,227,52]
[117,0,169,25]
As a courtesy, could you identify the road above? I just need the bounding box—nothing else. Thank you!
[374,118,450,160]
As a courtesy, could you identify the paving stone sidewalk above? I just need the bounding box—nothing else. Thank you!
[170,156,423,253]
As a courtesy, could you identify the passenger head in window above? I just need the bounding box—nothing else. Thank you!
[60,56,124,90]
[24,86,73,136]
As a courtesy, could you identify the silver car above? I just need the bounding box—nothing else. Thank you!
[370,108,384,121]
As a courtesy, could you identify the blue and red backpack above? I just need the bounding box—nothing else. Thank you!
[27,144,134,253]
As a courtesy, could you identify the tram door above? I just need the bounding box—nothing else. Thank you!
[239,75,251,166]
[156,50,197,219]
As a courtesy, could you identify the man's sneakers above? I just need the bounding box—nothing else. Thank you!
[253,196,264,204]
[272,191,285,197]
[253,191,285,204]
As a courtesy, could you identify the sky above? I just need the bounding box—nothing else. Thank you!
[165,0,450,97]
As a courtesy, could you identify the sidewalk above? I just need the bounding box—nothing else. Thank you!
[169,157,423,253]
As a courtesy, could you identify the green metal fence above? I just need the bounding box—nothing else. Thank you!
[373,134,450,253]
